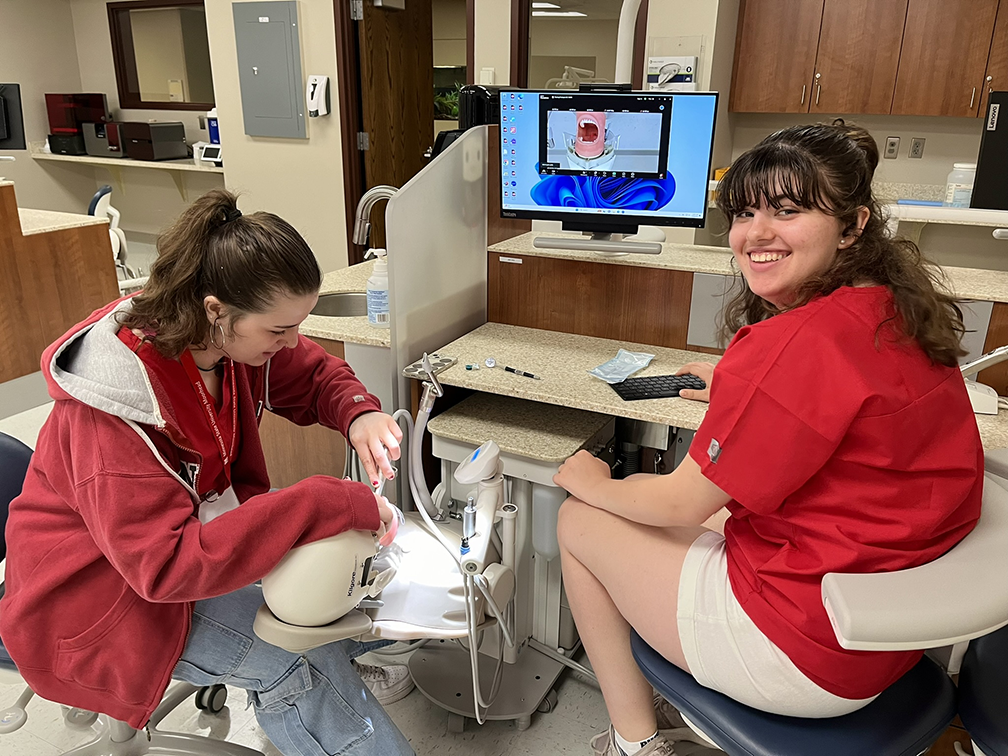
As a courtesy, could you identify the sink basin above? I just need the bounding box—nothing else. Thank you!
[311,292,368,317]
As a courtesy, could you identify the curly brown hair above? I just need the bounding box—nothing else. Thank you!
[118,189,322,358]
[715,122,966,367]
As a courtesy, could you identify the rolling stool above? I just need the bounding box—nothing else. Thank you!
[631,469,1008,756]
[958,622,1008,756]
[419,393,614,731]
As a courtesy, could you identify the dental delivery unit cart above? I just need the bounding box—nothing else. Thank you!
[254,355,615,730]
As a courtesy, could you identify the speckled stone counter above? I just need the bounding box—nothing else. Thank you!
[490,232,1008,304]
[18,208,108,236]
[299,259,391,347]
[427,392,613,463]
[429,322,1008,451]
[430,322,717,430]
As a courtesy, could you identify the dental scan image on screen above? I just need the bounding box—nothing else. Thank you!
[499,90,718,228]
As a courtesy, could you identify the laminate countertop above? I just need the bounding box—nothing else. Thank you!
[490,232,1008,304]
[428,322,1008,451]
[299,259,390,348]
[17,208,108,236]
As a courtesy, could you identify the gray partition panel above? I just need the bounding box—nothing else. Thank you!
[233,2,306,139]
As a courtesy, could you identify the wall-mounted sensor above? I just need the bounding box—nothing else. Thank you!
[307,75,329,117]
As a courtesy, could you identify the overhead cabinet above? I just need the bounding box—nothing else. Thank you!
[730,0,1006,118]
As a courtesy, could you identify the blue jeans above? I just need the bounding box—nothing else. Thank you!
[172,584,414,756]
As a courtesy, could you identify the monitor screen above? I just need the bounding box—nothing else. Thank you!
[498,90,718,231]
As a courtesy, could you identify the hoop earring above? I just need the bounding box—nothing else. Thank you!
[211,319,227,350]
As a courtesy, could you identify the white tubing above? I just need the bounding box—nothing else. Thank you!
[614,0,644,84]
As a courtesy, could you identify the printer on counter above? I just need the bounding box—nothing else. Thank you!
[83,122,126,159]
[45,93,110,155]
[120,121,188,161]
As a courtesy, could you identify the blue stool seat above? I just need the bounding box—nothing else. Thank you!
[630,631,955,756]
[958,624,1008,756]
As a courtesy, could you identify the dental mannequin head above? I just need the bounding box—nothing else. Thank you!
[118,189,322,363]
[716,122,967,367]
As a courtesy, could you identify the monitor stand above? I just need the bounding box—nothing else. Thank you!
[532,231,662,257]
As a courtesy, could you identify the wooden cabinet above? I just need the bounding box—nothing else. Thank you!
[257,337,349,488]
[731,0,1005,117]
[810,0,907,115]
[891,0,999,117]
[979,1,1008,118]
[729,0,824,113]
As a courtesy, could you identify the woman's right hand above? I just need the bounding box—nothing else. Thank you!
[675,361,716,403]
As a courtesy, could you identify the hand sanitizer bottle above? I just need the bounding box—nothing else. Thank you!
[366,249,390,329]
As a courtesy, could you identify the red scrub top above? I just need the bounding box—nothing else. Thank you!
[689,285,983,700]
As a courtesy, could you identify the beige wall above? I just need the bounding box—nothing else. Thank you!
[473,0,511,85]
[433,0,467,67]
[0,0,98,213]
[204,0,350,273]
[131,9,188,102]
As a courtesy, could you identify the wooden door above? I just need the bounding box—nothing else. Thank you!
[809,0,907,115]
[979,1,1008,118]
[357,0,434,249]
[729,0,824,113]
[891,0,999,117]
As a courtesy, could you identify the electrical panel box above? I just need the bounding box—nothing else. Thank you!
[233,1,306,139]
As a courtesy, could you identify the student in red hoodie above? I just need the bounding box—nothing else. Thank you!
[0,189,414,756]
[554,124,983,756]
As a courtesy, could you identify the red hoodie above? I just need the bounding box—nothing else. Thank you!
[0,299,383,728]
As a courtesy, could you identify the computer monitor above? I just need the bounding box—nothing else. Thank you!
[498,89,718,254]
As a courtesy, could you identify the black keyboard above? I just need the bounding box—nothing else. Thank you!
[610,374,706,401]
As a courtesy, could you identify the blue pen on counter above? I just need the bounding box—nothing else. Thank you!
[895,199,944,207]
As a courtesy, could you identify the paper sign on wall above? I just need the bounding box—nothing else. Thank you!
[646,56,697,92]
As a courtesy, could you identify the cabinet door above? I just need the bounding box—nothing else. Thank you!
[979,1,1008,118]
[810,0,907,115]
[891,0,999,116]
[257,338,349,488]
[729,0,825,113]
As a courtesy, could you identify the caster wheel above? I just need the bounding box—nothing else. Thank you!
[447,712,466,734]
[195,684,227,714]
[64,707,99,728]
[516,714,532,731]
[536,689,558,714]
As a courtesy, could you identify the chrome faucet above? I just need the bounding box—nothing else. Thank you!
[352,185,398,246]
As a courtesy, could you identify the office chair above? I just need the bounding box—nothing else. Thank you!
[0,431,261,755]
[632,466,1008,756]
[87,185,147,294]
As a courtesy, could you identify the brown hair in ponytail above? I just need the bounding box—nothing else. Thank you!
[715,122,967,367]
[118,189,322,358]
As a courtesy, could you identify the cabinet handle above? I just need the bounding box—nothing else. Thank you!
[971,87,976,109]
[988,75,994,94]
[816,84,821,105]
[801,84,806,105]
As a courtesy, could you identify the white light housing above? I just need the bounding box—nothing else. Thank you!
[532,10,587,16]
[531,1,560,7]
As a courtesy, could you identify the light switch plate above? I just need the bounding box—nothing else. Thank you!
[884,136,900,159]
[909,137,926,158]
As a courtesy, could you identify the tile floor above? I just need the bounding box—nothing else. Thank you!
[0,398,721,756]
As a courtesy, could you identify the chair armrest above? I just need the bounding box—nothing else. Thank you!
[822,473,1008,651]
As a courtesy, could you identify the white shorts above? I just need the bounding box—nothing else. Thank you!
[676,531,877,718]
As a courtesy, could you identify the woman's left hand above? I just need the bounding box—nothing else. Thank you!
[349,411,403,486]
[553,449,611,503]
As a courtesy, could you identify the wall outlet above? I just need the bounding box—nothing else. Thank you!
[909,137,926,158]
[884,136,900,159]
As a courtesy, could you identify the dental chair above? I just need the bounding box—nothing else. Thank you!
[87,185,147,294]
[632,465,1008,756]
[0,431,260,755]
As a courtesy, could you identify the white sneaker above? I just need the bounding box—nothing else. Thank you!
[352,660,415,705]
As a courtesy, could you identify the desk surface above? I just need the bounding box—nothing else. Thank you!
[431,322,1008,451]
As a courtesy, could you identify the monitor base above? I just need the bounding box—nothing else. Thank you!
[532,232,662,256]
